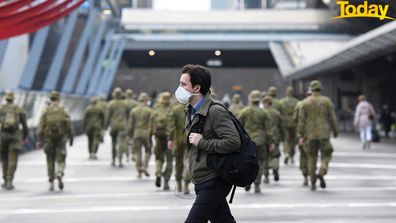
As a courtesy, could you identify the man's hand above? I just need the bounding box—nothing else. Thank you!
[69,139,73,147]
[189,133,203,147]
[269,143,275,151]
[298,137,305,146]
[167,140,173,151]
[21,139,27,145]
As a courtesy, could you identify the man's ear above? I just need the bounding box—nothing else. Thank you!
[194,85,201,94]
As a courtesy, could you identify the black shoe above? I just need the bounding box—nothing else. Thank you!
[57,176,64,191]
[155,176,161,188]
[5,181,14,190]
[144,170,150,177]
[284,157,288,165]
[303,176,308,186]
[317,175,326,189]
[273,169,279,182]
[49,182,54,191]
[245,185,251,192]
[310,184,316,191]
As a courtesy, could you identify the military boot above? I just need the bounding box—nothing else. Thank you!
[273,169,279,182]
[137,171,142,179]
[49,181,54,191]
[163,180,170,191]
[5,181,14,190]
[310,180,316,191]
[254,183,261,193]
[155,176,161,188]
[284,156,289,165]
[176,180,182,193]
[118,159,124,168]
[57,175,64,191]
[317,175,326,189]
[111,159,116,167]
[183,182,190,195]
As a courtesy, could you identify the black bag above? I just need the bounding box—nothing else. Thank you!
[196,101,259,203]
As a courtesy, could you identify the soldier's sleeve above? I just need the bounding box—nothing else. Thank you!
[65,112,74,141]
[262,111,273,144]
[19,107,29,140]
[278,113,284,141]
[100,109,105,129]
[297,103,306,139]
[82,108,88,132]
[128,110,135,138]
[167,110,176,141]
[148,109,153,138]
[37,111,46,142]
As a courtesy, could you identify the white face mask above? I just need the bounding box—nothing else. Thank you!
[175,86,200,104]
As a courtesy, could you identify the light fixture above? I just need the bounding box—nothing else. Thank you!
[148,50,156,56]
[102,9,112,15]
[214,50,221,57]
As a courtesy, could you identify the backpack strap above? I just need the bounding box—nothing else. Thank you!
[229,185,237,204]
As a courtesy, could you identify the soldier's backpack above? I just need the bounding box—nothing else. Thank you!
[0,105,19,131]
[45,107,67,139]
[194,101,259,204]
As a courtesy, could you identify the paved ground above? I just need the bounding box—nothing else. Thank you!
[0,134,395,223]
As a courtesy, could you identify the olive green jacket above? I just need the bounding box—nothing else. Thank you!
[0,103,28,140]
[238,104,272,146]
[83,104,105,131]
[128,104,153,139]
[185,94,241,184]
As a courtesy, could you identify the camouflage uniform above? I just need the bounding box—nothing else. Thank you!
[263,96,283,183]
[0,93,28,190]
[297,81,338,191]
[83,97,105,160]
[267,86,283,112]
[106,88,130,167]
[169,103,190,194]
[38,91,74,191]
[294,100,309,186]
[238,90,272,193]
[279,87,299,164]
[97,96,108,143]
[128,93,153,178]
[152,92,173,191]
[228,94,244,117]
[124,89,138,161]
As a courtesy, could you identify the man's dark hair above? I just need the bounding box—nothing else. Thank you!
[181,64,211,95]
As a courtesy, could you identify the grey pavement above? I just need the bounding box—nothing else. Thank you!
[0,134,396,223]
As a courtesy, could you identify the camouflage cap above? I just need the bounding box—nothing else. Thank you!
[90,96,98,103]
[112,87,123,99]
[158,92,171,104]
[49,91,60,100]
[138,92,150,102]
[286,86,294,95]
[268,86,277,97]
[248,90,261,103]
[4,92,14,101]
[125,89,133,97]
[263,95,272,104]
[232,94,241,103]
[309,80,323,91]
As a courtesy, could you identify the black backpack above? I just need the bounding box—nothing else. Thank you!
[195,101,259,203]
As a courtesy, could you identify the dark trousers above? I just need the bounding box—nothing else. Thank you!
[185,177,236,223]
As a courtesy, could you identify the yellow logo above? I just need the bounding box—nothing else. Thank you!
[332,0,395,20]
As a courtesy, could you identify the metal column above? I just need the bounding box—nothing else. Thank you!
[102,39,125,94]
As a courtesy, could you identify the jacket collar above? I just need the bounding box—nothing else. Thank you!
[184,94,212,117]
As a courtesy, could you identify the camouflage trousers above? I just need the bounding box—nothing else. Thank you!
[263,143,281,176]
[283,127,297,158]
[173,141,190,183]
[298,145,308,177]
[254,144,267,185]
[304,139,333,184]
[154,136,173,181]
[110,129,128,162]
[44,138,67,182]
[86,128,101,155]
[133,136,152,174]
[1,136,20,182]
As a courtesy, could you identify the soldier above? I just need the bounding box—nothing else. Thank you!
[169,102,191,194]
[83,97,105,160]
[238,90,273,193]
[106,88,130,167]
[0,92,28,190]
[267,86,283,112]
[263,96,283,184]
[37,91,74,191]
[97,96,108,143]
[294,88,311,186]
[280,87,299,164]
[128,93,153,178]
[124,89,138,162]
[297,80,338,191]
[228,94,244,117]
[152,92,173,191]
